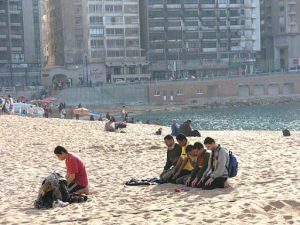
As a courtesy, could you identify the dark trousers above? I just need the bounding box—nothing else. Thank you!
[198,177,227,190]
[171,169,191,184]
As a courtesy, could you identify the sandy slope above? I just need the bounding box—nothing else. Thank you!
[0,116,299,225]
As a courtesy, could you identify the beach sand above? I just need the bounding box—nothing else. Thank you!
[0,115,299,225]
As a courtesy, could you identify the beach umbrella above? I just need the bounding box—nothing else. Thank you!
[39,97,57,104]
[17,96,29,102]
[73,108,90,116]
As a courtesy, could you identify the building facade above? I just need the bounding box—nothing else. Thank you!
[141,0,261,80]
[0,0,42,87]
[84,0,150,83]
[272,0,300,72]
[258,0,300,73]
[43,0,150,87]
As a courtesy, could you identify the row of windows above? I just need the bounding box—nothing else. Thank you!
[148,0,245,5]
[89,28,139,37]
[88,4,138,14]
[89,16,139,25]
[90,39,139,48]
[91,50,140,58]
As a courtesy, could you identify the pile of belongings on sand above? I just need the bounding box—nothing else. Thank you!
[34,173,88,209]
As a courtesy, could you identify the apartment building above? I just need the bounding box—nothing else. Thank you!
[43,0,149,87]
[0,0,41,87]
[140,0,261,80]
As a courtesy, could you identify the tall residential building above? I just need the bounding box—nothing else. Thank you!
[45,0,85,66]
[257,0,274,72]
[258,0,300,72]
[84,0,150,83]
[0,0,42,87]
[272,0,300,71]
[140,0,261,80]
[43,0,149,87]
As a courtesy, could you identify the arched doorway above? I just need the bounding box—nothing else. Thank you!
[52,74,70,90]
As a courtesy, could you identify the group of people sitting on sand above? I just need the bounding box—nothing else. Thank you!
[160,134,230,190]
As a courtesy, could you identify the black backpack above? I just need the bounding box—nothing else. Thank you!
[282,129,291,137]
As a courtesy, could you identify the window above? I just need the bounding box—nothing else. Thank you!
[11,52,24,61]
[105,5,122,13]
[105,16,123,25]
[91,51,105,58]
[107,39,124,48]
[196,89,203,95]
[107,50,124,57]
[176,90,183,95]
[106,28,124,36]
[128,66,136,74]
[90,28,104,37]
[90,40,104,49]
[89,4,102,13]
[154,90,160,96]
[89,16,103,25]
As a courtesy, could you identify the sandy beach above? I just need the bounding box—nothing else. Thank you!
[0,115,299,225]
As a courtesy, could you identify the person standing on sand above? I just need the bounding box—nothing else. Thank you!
[54,146,89,194]
[121,105,127,121]
[7,95,14,114]
[197,137,229,190]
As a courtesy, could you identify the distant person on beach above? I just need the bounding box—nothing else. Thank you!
[0,96,6,114]
[105,119,116,132]
[90,115,95,121]
[54,146,89,194]
[197,137,229,190]
[160,135,181,183]
[155,128,163,135]
[171,145,196,183]
[105,112,111,121]
[155,118,161,125]
[171,119,180,136]
[179,119,201,137]
[7,95,14,114]
[183,142,211,187]
[43,105,49,118]
[121,106,127,120]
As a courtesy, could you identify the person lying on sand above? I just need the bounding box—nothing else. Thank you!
[183,142,211,187]
[160,135,181,183]
[197,137,229,190]
[54,146,89,194]
[105,119,116,132]
[171,145,196,184]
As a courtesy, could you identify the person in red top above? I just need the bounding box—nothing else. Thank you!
[54,146,89,194]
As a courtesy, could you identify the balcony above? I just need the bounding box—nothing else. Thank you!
[148,4,164,9]
[166,4,181,9]
[288,11,296,15]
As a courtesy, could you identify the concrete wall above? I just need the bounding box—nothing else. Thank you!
[148,73,300,104]
[55,84,149,106]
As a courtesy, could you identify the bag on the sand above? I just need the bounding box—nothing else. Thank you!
[282,129,291,136]
[227,151,238,178]
[34,173,87,209]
